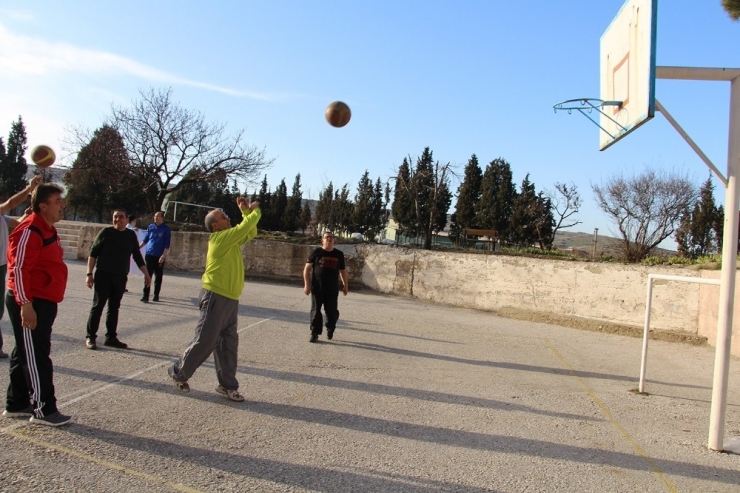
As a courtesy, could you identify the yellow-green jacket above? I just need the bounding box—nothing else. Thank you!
[202,208,261,300]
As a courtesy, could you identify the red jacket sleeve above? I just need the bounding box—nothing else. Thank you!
[9,227,43,305]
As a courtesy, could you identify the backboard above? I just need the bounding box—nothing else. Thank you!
[599,0,657,150]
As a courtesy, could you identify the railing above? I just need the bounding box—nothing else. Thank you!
[163,201,216,224]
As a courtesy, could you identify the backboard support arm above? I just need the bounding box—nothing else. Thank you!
[654,99,727,186]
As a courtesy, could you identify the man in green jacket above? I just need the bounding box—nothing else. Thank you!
[167,197,260,402]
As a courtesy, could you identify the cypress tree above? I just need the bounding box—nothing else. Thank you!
[391,158,416,238]
[370,178,390,241]
[676,176,720,257]
[299,201,313,235]
[352,171,375,236]
[533,192,555,250]
[476,158,517,243]
[315,182,335,233]
[257,175,273,229]
[0,137,6,192]
[333,184,353,236]
[272,179,288,231]
[392,148,451,248]
[451,154,482,242]
[0,117,29,201]
[283,173,303,232]
[509,174,540,247]
[63,124,146,222]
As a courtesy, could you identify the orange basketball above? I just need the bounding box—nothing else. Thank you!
[31,145,56,168]
[325,101,351,128]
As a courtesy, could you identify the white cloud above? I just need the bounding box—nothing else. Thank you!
[0,23,281,100]
[0,9,35,21]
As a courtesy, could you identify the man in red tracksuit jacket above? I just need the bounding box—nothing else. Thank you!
[2,183,71,426]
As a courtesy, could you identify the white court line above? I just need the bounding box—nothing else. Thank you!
[63,361,168,406]
[1,419,28,433]
[237,317,273,334]
[1,317,273,434]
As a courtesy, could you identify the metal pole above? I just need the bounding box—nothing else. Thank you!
[639,276,654,393]
[656,66,740,81]
[708,75,740,451]
[593,228,599,258]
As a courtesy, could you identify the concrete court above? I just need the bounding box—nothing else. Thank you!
[0,260,738,492]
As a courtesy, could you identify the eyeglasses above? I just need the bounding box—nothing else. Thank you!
[221,214,229,221]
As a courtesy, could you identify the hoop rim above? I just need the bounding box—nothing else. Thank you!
[553,98,622,111]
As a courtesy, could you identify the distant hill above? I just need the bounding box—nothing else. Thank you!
[553,230,676,257]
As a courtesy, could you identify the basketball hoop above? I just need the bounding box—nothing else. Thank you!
[553,98,625,141]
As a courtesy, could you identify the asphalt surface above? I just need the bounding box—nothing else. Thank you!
[0,260,738,492]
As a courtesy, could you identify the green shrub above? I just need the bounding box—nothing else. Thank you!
[497,246,573,258]
[666,256,693,265]
[695,254,722,264]
[641,256,666,266]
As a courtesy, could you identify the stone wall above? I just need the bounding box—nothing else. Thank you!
[698,270,740,356]
[77,226,364,282]
[73,226,738,356]
[355,245,701,332]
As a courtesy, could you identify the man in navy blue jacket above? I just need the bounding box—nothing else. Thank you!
[139,211,171,303]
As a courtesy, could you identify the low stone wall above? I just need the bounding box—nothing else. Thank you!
[73,226,738,356]
[356,245,701,332]
[698,270,740,357]
[77,226,364,283]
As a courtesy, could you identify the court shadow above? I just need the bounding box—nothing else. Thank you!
[62,407,740,488]
[240,366,598,422]
[63,423,497,492]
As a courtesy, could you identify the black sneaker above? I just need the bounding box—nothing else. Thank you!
[152,296,160,302]
[103,338,128,349]
[326,330,334,340]
[85,339,97,350]
[309,333,318,343]
[140,297,149,303]
[3,405,33,418]
[0,349,8,358]
[29,411,72,427]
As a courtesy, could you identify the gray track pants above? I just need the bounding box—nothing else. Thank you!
[174,289,240,390]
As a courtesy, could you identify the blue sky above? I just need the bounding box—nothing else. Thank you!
[0,1,737,245]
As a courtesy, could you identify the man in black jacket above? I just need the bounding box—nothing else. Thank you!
[85,209,151,349]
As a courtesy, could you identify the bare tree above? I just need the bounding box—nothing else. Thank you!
[592,168,698,262]
[542,182,582,249]
[109,87,273,212]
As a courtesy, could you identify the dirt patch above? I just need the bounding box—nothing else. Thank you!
[496,307,708,346]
